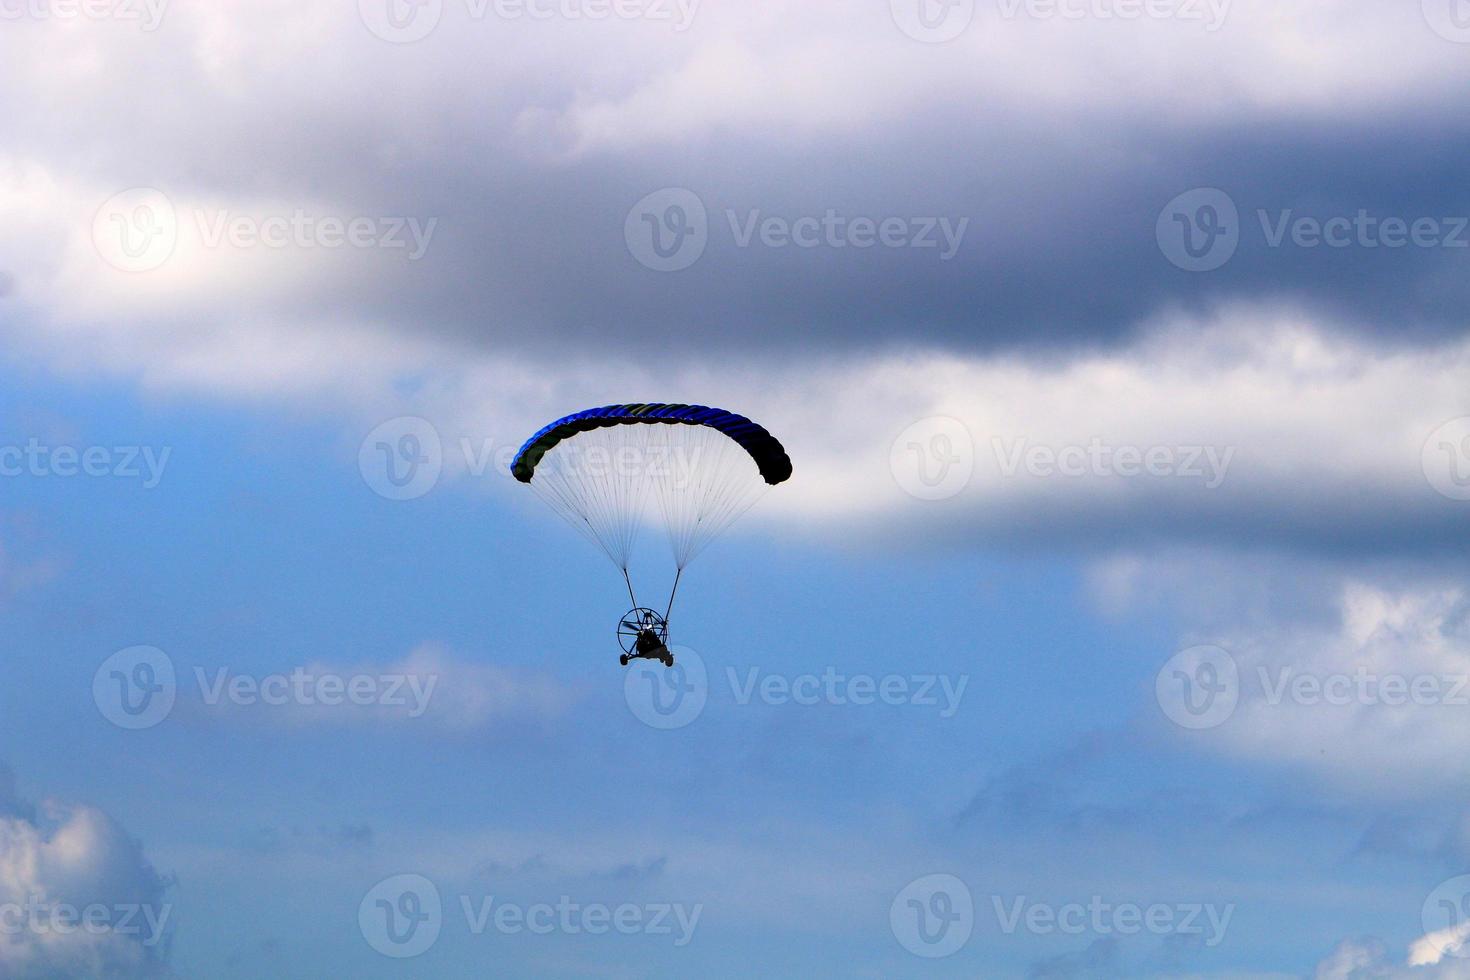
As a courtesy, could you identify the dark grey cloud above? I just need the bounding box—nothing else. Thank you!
[117,112,1470,361]
[8,5,1470,366]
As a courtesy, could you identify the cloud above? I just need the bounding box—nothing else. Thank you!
[4,0,1470,381]
[1411,924,1470,968]
[1314,934,1470,978]
[418,310,1466,560]
[1173,581,1470,793]
[1,7,1466,570]
[0,769,173,980]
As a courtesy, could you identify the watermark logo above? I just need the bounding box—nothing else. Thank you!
[194,667,437,716]
[358,0,444,42]
[727,667,968,717]
[625,645,707,729]
[1156,644,1238,730]
[997,0,1229,29]
[992,894,1233,945]
[193,209,437,259]
[1423,0,1470,43]
[360,874,443,958]
[0,440,171,487]
[1157,188,1239,272]
[93,646,176,730]
[530,442,709,488]
[360,417,443,500]
[1422,875,1470,959]
[0,0,169,30]
[0,897,171,947]
[1424,417,1470,501]
[725,210,968,260]
[359,877,701,956]
[890,416,975,501]
[890,0,974,43]
[93,189,178,273]
[1161,189,1470,271]
[625,188,708,272]
[1257,666,1469,709]
[461,895,702,944]
[359,0,698,39]
[474,0,698,28]
[94,192,437,271]
[890,874,973,958]
[1257,210,1469,251]
[626,191,968,270]
[993,437,1234,487]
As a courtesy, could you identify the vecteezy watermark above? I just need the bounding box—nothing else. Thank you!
[889,0,975,43]
[93,647,439,730]
[1256,210,1470,251]
[1156,188,1239,272]
[92,189,438,273]
[993,437,1235,488]
[1422,0,1470,43]
[358,874,702,957]
[359,418,718,500]
[473,0,698,28]
[624,652,969,728]
[0,440,171,488]
[0,897,172,947]
[625,646,708,730]
[725,210,968,260]
[93,189,177,273]
[460,895,701,946]
[1424,417,1470,502]
[524,443,710,488]
[1256,666,1470,708]
[624,188,708,272]
[360,417,444,501]
[0,0,168,30]
[890,874,974,958]
[193,209,437,259]
[1155,645,1239,730]
[1159,188,1470,272]
[996,0,1229,29]
[1422,875,1470,960]
[890,416,976,501]
[624,188,970,272]
[360,875,442,958]
[728,668,968,718]
[93,646,177,730]
[1157,644,1470,731]
[194,667,436,716]
[991,894,1233,946]
[357,0,697,43]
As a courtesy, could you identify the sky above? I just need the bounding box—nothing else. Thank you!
[1,0,1469,976]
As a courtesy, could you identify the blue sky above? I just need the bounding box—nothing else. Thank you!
[2,1,1470,977]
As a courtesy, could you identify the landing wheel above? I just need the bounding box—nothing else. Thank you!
[619,653,630,667]
[661,651,675,668]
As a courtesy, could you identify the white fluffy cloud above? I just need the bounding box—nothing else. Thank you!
[1315,934,1470,978]
[1169,580,1470,792]
[0,773,172,979]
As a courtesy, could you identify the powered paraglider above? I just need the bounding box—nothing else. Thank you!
[511,403,791,666]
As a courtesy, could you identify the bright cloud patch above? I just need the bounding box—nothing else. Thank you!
[0,772,172,979]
